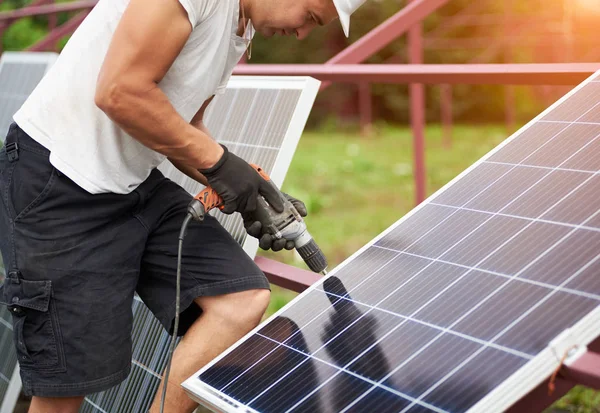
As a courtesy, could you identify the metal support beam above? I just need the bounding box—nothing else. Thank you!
[440,84,452,149]
[325,0,451,65]
[563,350,600,390]
[409,0,426,206]
[506,350,600,413]
[254,256,321,293]
[27,11,89,52]
[233,63,600,85]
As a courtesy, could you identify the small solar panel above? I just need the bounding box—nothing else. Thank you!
[0,52,58,142]
[0,52,57,413]
[183,71,600,413]
[80,76,320,413]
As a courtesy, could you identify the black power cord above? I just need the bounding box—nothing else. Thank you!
[159,212,193,413]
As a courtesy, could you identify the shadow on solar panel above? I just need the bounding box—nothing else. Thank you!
[183,72,600,412]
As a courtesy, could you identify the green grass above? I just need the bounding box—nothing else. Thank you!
[259,122,599,413]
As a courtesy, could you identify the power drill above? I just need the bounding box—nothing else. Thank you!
[187,164,328,275]
[160,164,328,413]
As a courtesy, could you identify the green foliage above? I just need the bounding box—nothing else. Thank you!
[2,17,46,51]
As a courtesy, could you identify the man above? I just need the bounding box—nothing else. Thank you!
[0,0,365,411]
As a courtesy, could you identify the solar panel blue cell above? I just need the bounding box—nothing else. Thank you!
[342,254,431,307]
[377,262,465,316]
[405,210,490,258]
[542,82,600,122]
[375,205,453,251]
[284,371,376,413]
[382,334,481,399]
[414,271,507,328]
[579,102,600,122]
[486,122,566,164]
[541,175,600,225]
[216,340,311,404]
[438,215,529,267]
[562,136,600,172]
[432,163,513,207]
[318,247,400,293]
[248,357,336,413]
[478,222,571,275]
[452,281,550,341]
[342,320,439,382]
[521,124,600,168]
[464,166,548,213]
[518,229,600,286]
[496,291,599,355]
[565,259,600,295]
[501,170,591,218]
[343,387,413,413]
[422,348,528,413]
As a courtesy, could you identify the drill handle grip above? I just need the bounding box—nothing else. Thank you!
[193,164,273,216]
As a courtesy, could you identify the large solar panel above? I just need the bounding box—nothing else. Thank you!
[0,51,57,413]
[183,71,600,413]
[80,76,320,413]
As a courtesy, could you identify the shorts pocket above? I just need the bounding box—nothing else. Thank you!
[0,272,66,372]
[9,153,57,222]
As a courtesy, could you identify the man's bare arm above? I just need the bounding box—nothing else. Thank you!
[95,0,223,170]
[168,96,217,186]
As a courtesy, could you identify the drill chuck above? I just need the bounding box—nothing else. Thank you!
[297,238,328,273]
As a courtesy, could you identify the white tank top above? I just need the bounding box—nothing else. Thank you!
[14,0,250,194]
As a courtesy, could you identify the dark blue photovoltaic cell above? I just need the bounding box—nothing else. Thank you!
[382,334,481,398]
[342,388,412,413]
[518,229,600,285]
[452,281,550,341]
[404,405,438,413]
[262,371,374,413]
[541,176,600,225]
[542,81,600,122]
[464,166,548,213]
[423,348,528,413]
[502,171,591,218]
[486,122,565,164]
[414,271,508,328]
[566,259,600,295]
[336,253,431,306]
[438,215,529,267]
[193,74,600,413]
[496,291,599,355]
[405,210,490,258]
[478,222,571,275]
[520,124,600,168]
[375,205,454,251]
[432,163,513,207]
[248,359,337,413]
[378,262,465,316]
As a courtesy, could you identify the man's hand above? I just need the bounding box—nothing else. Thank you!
[242,193,308,251]
[200,145,284,214]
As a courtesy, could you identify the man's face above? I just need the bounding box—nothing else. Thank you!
[249,0,339,40]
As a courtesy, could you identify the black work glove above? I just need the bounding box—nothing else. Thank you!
[243,193,308,252]
[199,145,283,214]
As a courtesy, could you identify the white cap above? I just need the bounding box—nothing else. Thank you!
[332,0,367,37]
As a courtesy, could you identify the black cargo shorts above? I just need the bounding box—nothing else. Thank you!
[0,123,270,397]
